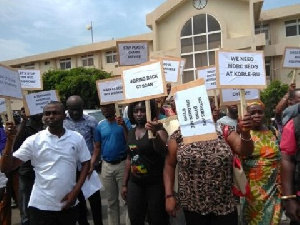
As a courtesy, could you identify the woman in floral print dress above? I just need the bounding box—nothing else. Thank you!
[241,101,282,225]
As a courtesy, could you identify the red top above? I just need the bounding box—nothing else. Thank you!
[280,119,296,155]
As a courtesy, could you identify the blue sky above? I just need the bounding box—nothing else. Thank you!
[0,0,299,62]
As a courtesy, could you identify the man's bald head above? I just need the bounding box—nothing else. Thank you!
[66,95,84,121]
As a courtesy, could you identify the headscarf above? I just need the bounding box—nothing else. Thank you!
[246,100,265,109]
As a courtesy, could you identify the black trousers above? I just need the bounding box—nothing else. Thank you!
[77,189,103,225]
[183,209,238,225]
[29,206,78,225]
[127,180,169,225]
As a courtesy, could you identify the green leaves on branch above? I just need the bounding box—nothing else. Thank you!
[43,67,111,109]
[260,80,288,123]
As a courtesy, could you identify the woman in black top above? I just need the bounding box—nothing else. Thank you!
[121,100,169,225]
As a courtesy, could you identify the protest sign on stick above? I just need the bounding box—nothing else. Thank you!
[96,76,125,117]
[197,66,217,91]
[18,70,43,90]
[172,79,217,144]
[24,90,60,116]
[0,64,23,122]
[282,47,300,83]
[220,89,260,105]
[216,50,266,117]
[117,41,149,66]
[152,57,181,83]
[122,61,167,138]
[166,56,186,77]
[122,61,167,102]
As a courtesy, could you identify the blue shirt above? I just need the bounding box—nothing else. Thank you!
[95,118,131,162]
[64,114,98,154]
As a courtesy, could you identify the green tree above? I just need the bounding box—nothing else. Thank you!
[260,80,288,123]
[43,67,111,108]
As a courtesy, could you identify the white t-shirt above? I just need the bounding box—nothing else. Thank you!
[0,171,7,188]
[216,116,238,134]
[13,128,91,211]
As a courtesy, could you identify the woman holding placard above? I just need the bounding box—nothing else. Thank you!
[241,101,282,225]
[121,100,169,225]
[164,103,254,225]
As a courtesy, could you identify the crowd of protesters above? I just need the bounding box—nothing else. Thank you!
[1,82,300,225]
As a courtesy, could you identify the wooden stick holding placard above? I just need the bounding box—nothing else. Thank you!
[0,113,5,125]
[5,98,13,123]
[145,100,153,139]
[240,89,247,119]
[214,89,218,110]
[115,103,120,117]
[292,69,297,83]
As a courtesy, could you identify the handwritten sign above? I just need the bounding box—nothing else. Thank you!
[162,58,181,83]
[24,90,60,115]
[0,64,22,99]
[283,47,300,68]
[172,79,217,143]
[0,98,6,114]
[96,76,124,105]
[197,66,216,90]
[117,41,149,66]
[216,50,266,89]
[122,61,167,102]
[221,89,260,105]
[18,70,42,90]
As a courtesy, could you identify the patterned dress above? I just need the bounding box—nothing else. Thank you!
[241,130,282,225]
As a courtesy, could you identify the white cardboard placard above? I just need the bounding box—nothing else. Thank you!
[0,98,6,114]
[18,70,43,90]
[162,59,181,83]
[117,41,149,66]
[197,66,216,90]
[122,61,167,102]
[0,64,23,99]
[283,47,300,68]
[173,79,217,143]
[96,77,124,105]
[216,50,266,89]
[221,89,260,104]
[24,90,60,115]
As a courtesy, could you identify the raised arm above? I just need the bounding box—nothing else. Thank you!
[0,123,23,173]
[145,121,168,156]
[163,138,178,217]
[227,112,254,157]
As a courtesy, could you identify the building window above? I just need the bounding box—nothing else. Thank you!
[285,19,300,37]
[81,55,94,67]
[180,14,221,83]
[105,51,117,63]
[44,61,50,65]
[265,57,271,77]
[60,58,71,70]
[255,24,270,45]
[24,63,35,69]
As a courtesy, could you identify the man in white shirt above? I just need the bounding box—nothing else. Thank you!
[216,104,238,134]
[1,101,91,225]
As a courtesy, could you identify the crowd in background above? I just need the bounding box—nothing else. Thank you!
[0,83,300,225]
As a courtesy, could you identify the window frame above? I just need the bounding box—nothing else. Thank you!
[285,19,299,37]
[59,58,72,70]
[105,51,117,64]
[81,54,94,67]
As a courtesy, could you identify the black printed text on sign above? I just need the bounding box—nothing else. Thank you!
[197,66,216,90]
[0,64,22,99]
[25,90,59,115]
[96,77,124,105]
[283,47,300,69]
[18,70,42,90]
[216,50,266,89]
[117,41,149,66]
[122,61,166,102]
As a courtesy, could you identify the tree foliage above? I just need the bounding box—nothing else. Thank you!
[43,67,111,109]
[260,80,288,122]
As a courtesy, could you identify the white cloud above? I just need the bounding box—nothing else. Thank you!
[0,38,32,61]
